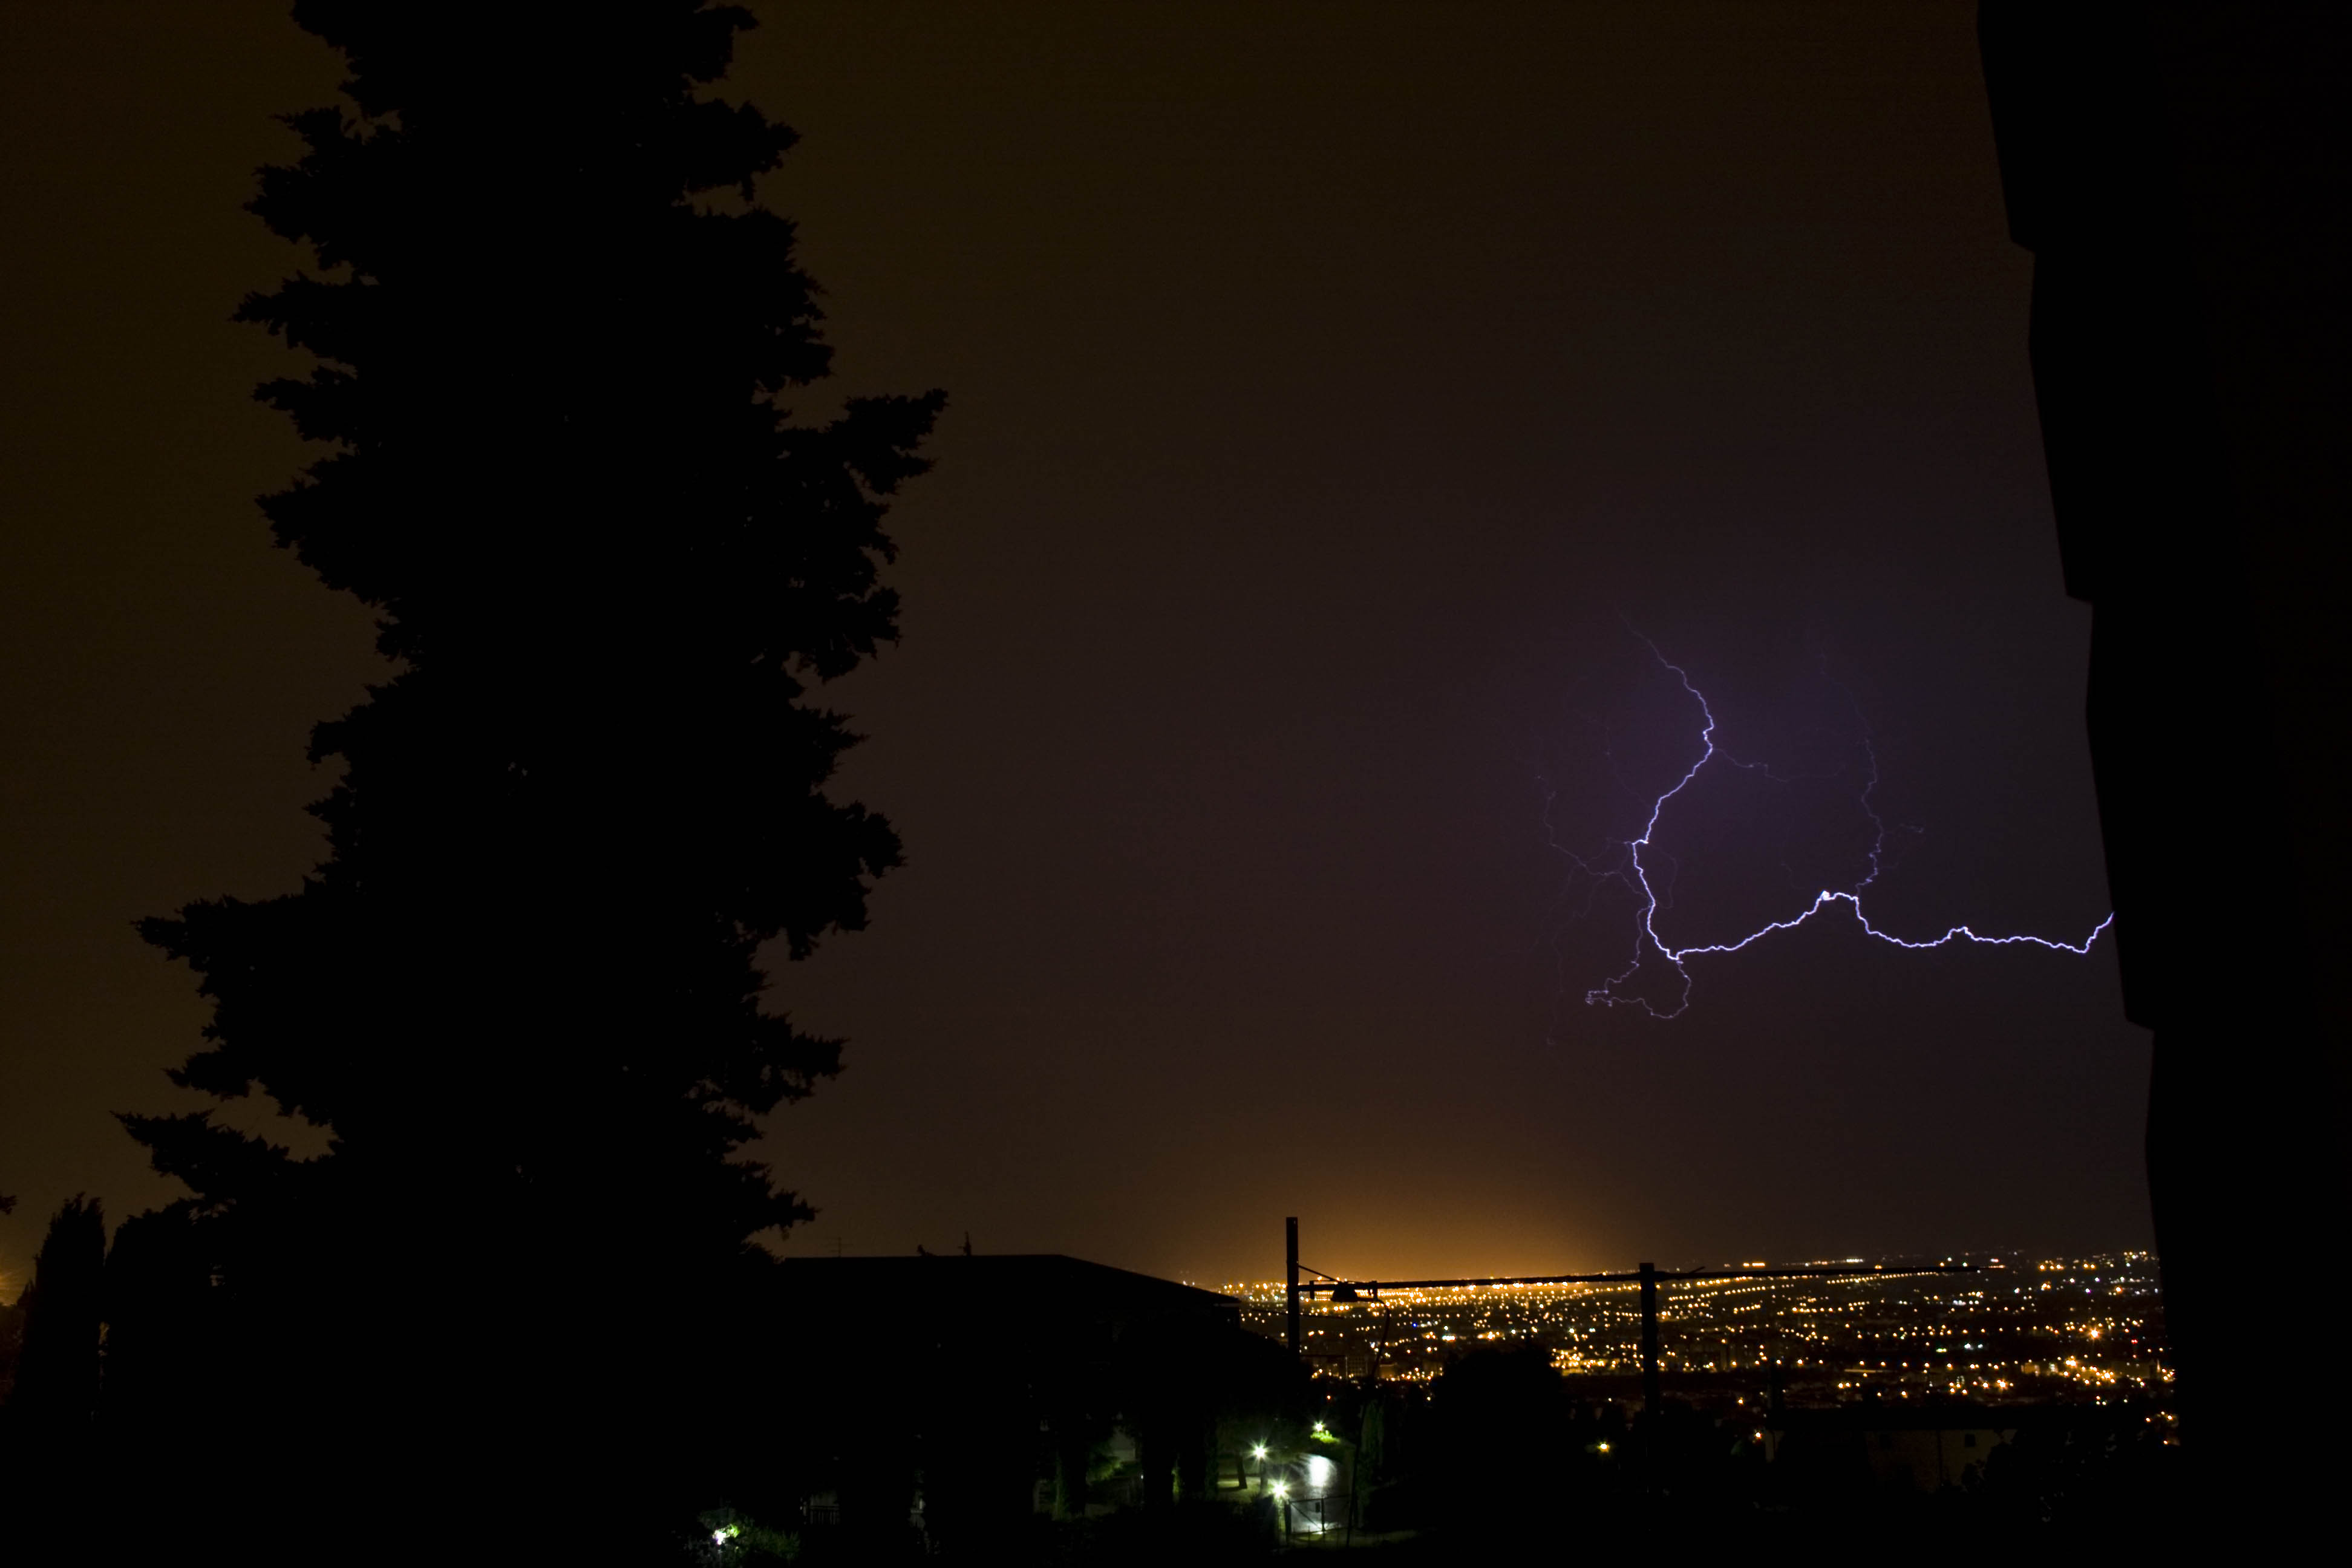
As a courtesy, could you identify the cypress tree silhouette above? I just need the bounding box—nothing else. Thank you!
[118,2,941,1554]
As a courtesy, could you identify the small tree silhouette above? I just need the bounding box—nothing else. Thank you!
[7,1196,106,1431]
[118,2,941,1552]
[0,1197,106,1550]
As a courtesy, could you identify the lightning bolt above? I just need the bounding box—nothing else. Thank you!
[1560,639,2112,1020]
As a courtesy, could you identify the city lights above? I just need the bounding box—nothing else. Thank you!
[1233,1252,2164,1402]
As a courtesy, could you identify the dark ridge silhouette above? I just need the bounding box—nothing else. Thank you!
[1981,0,2348,1537]
[104,2,941,1558]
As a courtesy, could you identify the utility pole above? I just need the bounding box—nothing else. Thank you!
[1285,1217,1301,1355]
[1639,1261,1661,1417]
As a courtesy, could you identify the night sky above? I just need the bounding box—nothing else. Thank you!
[0,2,2147,1295]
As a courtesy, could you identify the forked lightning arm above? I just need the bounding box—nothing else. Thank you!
[1578,642,2111,1019]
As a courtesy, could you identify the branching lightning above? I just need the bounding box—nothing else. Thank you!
[1553,639,2111,1019]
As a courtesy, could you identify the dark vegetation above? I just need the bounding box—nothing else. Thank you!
[1361,1348,2180,1550]
[1,3,938,1561]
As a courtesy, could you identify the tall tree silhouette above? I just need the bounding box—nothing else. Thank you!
[120,2,940,1551]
